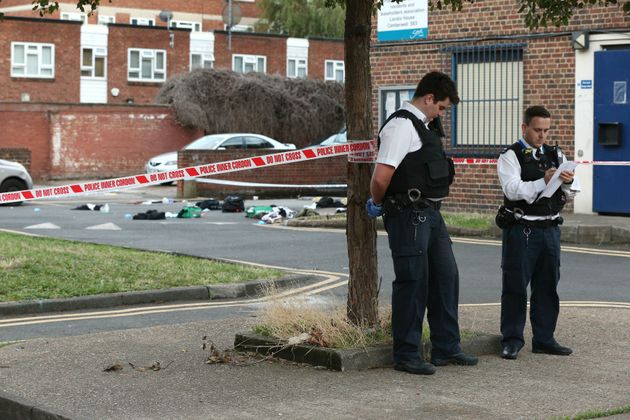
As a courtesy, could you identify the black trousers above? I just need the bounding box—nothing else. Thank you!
[500,224,561,347]
[383,206,461,363]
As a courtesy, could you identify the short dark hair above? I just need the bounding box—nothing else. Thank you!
[524,106,551,125]
[413,71,460,105]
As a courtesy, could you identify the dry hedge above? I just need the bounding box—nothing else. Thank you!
[156,69,345,148]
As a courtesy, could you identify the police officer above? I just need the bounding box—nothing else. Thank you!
[366,71,478,375]
[497,105,580,360]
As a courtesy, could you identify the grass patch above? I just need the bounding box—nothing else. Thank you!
[442,212,493,230]
[554,405,630,420]
[0,341,24,349]
[292,211,494,231]
[0,231,282,302]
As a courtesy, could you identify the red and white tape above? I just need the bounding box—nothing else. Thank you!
[0,141,376,205]
[452,158,630,166]
[2,140,627,205]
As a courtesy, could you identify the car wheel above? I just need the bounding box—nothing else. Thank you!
[0,178,28,206]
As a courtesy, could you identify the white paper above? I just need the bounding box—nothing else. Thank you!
[538,161,578,200]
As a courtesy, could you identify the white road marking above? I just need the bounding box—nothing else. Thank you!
[86,223,122,230]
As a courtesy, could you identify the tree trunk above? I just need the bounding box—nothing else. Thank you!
[344,0,379,326]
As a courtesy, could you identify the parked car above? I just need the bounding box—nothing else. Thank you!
[0,159,34,206]
[306,129,347,148]
[145,133,297,175]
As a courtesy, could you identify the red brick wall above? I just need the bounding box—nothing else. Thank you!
[214,31,287,75]
[308,38,344,80]
[0,0,262,19]
[371,0,630,213]
[178,149,347,198]
[0,17,82,103]
[0,104,52,179]
[0,103,202,180]
[0,148,31,172]
[107,25,191,105]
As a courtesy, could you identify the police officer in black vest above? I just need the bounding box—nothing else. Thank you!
[497,105,580,360]
[366,72,478,375]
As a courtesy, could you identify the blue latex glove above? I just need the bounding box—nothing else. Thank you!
[365,198,384,218]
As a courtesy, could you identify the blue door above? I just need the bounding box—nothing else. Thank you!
[593,50,630,214]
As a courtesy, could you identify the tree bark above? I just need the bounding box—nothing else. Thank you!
[344,0,379,326]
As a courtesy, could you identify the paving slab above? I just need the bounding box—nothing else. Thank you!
[1,305,628,419]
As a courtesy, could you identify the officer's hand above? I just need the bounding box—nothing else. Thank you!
[559,170,574,184]
[544,168,557,184]
[365,198,384,218]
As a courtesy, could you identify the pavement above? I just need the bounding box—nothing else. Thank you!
[1,305,629,419]
[1,184,629,419]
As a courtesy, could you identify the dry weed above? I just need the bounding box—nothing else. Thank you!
[254,283,392,349]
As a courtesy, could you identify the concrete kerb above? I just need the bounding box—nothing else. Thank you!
[285,215,630,245]
[234,331,502,371]
[0,390,73,420]
[0,274,322,317]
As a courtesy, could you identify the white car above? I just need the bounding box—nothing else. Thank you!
[0,159,34,206]
[145,133,297,175]
[307,129,347,148]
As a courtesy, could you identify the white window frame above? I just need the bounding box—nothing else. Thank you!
[127,48,166,82]
[11,42,55,79]
[98,15,115,25]
[225,24,252,32]
[171,20,201,32]
[81,47,107,79]
[61,12,86,23]
[130,17,155,26]
[190,53,214,70]
[287,57,307,79]
[232,54,266,74]
[325,60,345,82]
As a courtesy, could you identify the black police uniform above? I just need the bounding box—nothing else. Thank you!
[499,142,567,349]
[379,109,460,364]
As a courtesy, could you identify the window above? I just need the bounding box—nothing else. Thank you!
[171,21,201,32]
[61,12,86,23]
[130,17,154,26]
[11,42,54,78]
[191,53,214,70]
[446,44,524,154]
[245,136,273,149]
[379,86,416,126]
[287,58,307,78]
[233,54,266,73]
[220,137,246,149]
[98,15,115,25]
[81,48,106,78]
[128,49,166,82]
[225,24,253,32]
[325,60,344,82]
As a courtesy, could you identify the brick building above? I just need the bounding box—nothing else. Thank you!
[0,0,345,105]
[372,0,630,215]
[0,1,344,182]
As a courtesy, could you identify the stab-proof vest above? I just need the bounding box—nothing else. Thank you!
[380,110,455,199]
[502,142,567,216]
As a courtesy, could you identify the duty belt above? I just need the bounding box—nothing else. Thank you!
[516,217,563,228]
[384,188,441,211]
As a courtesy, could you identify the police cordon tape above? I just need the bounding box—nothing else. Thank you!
[2,140,628,205]
[451,158,630,166]
[0,141,377,205]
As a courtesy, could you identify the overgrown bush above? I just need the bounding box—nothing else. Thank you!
[156,69,345,148]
